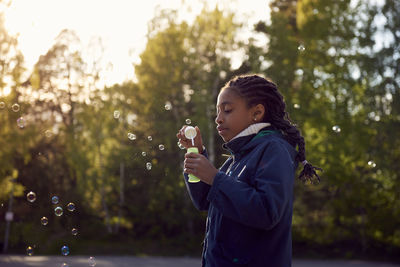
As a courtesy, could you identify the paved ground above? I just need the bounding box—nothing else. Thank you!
[0,256,399,267]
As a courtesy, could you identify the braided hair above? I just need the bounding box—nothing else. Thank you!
[222,74,322,183]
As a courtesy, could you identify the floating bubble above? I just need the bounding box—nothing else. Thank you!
[185,119,192,125]
[332,125,341,133]
[45,130,53,138]
[142,151,147,157]
[61,263,69,267]
[17,117,26,128]
[177,141,185,150]
[27,191,37,203]
[55,206,63,216]
[66,202,75,212]
[71,228,78,236]
[113,110,120,119]
[41,217,48,226]
[0,102,5,109]
[147,136,152,141]
[164,101,172,111]
[158,144,165,151]
[298,44,305,52]
[293,104,300,109]
[61,245,70,256]
[51,196,59,204]
[146,162,152,170]
[127,133,136,140]
[11,103,20,112]
[368,160,376,168]
[26,246,34,256]
[88,256,96,266]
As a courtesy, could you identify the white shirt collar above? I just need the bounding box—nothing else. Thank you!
[230,122,271,141]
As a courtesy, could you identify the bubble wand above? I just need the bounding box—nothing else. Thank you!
[184,126,200,183]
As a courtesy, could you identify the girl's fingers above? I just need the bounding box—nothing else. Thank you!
[185,152,200,159]
[184,162,195,169]
[184,155,200,165]
[183,160,195,173]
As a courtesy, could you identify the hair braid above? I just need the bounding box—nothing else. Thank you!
[223,74,322,183]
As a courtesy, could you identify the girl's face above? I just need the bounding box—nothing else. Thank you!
[215,88,261,142]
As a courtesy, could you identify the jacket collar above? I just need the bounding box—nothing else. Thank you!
[230,123,271,141]
[223,123,280,155]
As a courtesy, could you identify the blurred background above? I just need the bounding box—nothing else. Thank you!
[0,0,399,263]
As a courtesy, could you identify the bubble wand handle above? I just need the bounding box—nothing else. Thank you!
[187,146,200,183]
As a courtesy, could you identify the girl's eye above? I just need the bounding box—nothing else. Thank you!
[224,109,232,113]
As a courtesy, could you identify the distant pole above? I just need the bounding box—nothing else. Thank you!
[116,162,124,233]
[3,179,14,253]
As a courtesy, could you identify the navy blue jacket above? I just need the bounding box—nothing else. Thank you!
[184,128,297,267]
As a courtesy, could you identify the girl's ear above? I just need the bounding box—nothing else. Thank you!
[252,104,265,122]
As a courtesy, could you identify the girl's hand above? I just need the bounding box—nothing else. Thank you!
[176,125,204,153]
[184,152,218,185]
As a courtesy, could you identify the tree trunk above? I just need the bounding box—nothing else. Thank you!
[207,76,220,164]
[98,142,112,233]
[115,162,124,233]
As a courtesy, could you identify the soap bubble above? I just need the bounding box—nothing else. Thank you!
[41,217,48,226]
[45,130,53,138]
[11,103,20,112]
[27,191,36,203]
[177,141,185,150]
[88,256,96,266]
[185,119,192,125]
[61,263,69,267]
[164,101,172,111]
[146,162,152,170]
[332,125,341,133]
[293,104,300,109]
[17,117,26,128]
[61,245,70,256]
[142,151,147,157]
[158,144,165,151]
[55,206,63,216]
[298,44,305,52]
[26,246,34,256]
[368,160,376,168]
[0,102,5,109]
[147,135,152,141]
[66,202,76,212]
[71,228,78,236]
[113,110,120,119]
[51,196,59,204]
[127,133,136,140]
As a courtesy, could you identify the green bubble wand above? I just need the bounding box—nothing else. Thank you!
[185,126,200,183]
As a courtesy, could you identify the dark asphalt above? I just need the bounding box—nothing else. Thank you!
[0,256,399,267]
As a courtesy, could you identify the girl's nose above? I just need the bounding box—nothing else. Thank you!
[215,113,223,124]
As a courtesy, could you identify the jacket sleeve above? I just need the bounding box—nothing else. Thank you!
[183,149,211,211]
[206,141,295,230]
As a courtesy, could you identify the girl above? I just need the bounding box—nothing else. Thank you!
[176,74,321,267]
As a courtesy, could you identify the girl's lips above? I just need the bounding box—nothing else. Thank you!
[217,127,228,134]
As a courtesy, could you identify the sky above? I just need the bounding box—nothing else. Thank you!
[4,0,270,86]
